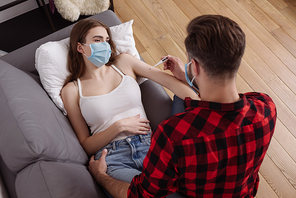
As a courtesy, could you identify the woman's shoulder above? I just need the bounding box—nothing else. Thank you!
[114,53,135,73]
[115,53,139,63]
[61,81,79,100]
[62,81,76,91]
[116,52,132,59]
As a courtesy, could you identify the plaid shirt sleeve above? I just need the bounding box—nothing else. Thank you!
[128,121,178,197]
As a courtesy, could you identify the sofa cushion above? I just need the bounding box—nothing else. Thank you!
[0,156,16,198]
[15,161,106,198]
[0,60,88,174]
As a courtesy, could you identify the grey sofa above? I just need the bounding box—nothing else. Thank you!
[0,10,173,198]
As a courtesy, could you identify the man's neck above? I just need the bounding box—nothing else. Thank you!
[199,78,240,104]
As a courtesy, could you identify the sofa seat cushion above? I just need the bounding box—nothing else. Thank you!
[16,161,105,198]
[0,60,88,174]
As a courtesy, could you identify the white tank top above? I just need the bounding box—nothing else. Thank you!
[77,65,149,142]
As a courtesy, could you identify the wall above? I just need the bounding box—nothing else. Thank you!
[0,0,48,23]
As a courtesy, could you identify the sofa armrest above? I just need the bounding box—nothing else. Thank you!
[0,174,9,198]
[16,161,106,198]
[0,155,16,198]
[140,79,172,131]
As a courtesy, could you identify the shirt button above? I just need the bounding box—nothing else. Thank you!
[127,138,131,142]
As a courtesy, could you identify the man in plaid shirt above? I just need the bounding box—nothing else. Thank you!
[89,15,276,198]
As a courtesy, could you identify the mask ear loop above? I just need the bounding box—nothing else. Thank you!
[191,77,199,92]
[190,76,196,85]
[186,61,199,92]
[81,43,91,58]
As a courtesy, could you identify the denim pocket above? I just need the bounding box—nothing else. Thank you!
[142,133,151,146]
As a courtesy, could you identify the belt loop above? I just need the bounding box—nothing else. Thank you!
[112,141,116,150]
[139,134,144,142]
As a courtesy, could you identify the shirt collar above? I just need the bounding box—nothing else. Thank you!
[185,94,247,112]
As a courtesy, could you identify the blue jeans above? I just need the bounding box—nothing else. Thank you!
[94,133,151,183]
[95,133,186,198]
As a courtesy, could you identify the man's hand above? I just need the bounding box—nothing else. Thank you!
[88,149,130,198]
[89,149,108,181]
[163,55,186,82]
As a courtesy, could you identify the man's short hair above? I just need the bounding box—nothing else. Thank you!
[185,15,246,79]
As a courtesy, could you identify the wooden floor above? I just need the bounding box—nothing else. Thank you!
[113,0,296,197]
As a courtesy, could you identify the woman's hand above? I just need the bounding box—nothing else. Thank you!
[163,55,186,82]
[117,114,151,136]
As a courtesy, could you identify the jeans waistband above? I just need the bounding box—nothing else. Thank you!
[107,133,151,150]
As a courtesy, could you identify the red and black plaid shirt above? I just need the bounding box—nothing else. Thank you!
[128,92,276,198]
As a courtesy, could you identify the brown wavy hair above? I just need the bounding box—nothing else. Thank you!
[64,18,117,86]
[185,15,245,79]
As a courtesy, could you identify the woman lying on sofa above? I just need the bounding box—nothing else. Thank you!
[61,18,198,184]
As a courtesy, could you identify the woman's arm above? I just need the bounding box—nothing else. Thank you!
[61,82,119,156]
[61,82,150,156]
[115,54,199,100]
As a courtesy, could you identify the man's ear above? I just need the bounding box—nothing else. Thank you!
[77,42,84,54]
[191,59,200,76]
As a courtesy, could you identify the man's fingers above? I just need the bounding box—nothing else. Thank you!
[168,55,178,62]
[100,149,108,160]
[90,155,95,162]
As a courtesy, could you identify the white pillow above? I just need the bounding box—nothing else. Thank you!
[35,20,140,115]
[111,20,140,59]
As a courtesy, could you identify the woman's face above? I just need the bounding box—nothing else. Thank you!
[81,26,110,57]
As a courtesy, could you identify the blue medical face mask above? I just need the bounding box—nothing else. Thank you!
[185,61,199,92]
[83,41,111,68]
